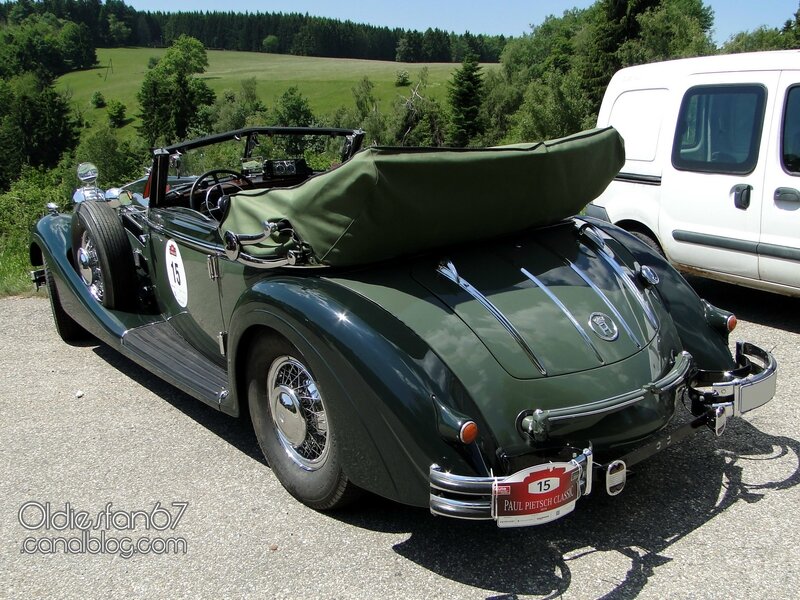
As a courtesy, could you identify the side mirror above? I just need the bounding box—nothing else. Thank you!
[77,162,99,185]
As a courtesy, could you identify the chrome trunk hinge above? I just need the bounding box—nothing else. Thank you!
[207,255,220,281]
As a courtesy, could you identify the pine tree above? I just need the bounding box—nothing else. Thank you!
[447,53,483,147]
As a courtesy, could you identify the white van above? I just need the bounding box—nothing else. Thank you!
[589,50,800,297]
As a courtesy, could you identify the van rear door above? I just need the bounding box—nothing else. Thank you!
[759,71,800,292]
[659,72,778,281]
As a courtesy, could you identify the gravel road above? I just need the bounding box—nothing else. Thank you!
[1,279,798,600]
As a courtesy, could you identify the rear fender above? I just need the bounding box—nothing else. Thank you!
[226,277,489,507]
[588,218,736,371]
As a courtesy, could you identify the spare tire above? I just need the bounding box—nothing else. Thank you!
[71,201,137,310]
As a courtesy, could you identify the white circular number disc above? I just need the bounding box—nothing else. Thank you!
[165,239,188,307]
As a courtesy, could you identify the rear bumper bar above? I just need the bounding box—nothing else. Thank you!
[430,341,777,525]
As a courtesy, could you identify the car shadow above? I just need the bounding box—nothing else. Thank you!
[90,342,799,598]
[91,343,265,465]
[332,421,800,599]
[687,276,800,334]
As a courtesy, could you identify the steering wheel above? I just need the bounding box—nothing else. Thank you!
[189,169,252,213]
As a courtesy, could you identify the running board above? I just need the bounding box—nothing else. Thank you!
[122,321,228,409]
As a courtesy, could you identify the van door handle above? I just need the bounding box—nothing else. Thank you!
[733,184,752,209]
[774,187,800,203]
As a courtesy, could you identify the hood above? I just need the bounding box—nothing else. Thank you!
[410,222,659,380]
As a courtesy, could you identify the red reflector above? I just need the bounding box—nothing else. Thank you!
[459,421,479,444]
[727,315,737,332]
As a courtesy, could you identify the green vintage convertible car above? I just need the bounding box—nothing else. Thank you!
[30,126,778,527]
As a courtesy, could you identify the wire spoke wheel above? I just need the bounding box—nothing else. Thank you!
[267,356,330,471]
[77,231,105,302]
[247,335,359,510]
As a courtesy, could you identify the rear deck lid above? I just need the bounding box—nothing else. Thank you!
[412,224,659,379]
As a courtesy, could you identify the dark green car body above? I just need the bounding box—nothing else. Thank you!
[30,126,778,526]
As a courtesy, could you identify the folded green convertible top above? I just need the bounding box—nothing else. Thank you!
[221,126,624,266]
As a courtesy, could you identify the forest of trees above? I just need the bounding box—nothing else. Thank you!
[0,0,508,62]
[2,0,800,293]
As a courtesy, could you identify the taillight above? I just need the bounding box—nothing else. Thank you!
[458,421,479,444]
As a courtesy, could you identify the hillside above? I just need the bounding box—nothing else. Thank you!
[56,48,495,135]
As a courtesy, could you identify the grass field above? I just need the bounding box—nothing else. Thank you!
[57,48,494,134]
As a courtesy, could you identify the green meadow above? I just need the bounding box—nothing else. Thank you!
[57,48,494,134]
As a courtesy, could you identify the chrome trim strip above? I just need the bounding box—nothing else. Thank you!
[648,351,692,393]
[519,352,695,442]
[575,220,659,330]
[597,247,659,329]
[520,268,604,364]
[429,495,492,520]
[567,261,642,349]
[147,220,223,254]
[549,395,645,421]
[437,260,547,376]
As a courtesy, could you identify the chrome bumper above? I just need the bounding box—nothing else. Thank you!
[689,341,778,436]
[430,342,777,525]
[430,448,594,522]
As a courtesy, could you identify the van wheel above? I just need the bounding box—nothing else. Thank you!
[71,201,136,310]
[630,230,665,258]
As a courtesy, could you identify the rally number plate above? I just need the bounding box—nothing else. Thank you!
[492,461,582,528]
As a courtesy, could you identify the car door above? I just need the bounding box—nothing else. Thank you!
[147,206,227,365]
[759,72,800,292]
[659,71,779,281]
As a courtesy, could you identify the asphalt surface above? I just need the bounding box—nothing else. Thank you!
[1,279,799,599]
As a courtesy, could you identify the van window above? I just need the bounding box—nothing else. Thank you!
[782,86,800,175]
[609,89,667,161]
[672,85,766,174]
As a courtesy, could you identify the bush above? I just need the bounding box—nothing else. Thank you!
[0,164,74,294]
[395,70,411,87]
[106,99,126,128]
[90,91,105,108]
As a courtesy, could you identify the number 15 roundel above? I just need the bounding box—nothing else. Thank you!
[165,239,188,308]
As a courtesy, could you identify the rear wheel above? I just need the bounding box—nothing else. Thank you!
[247,334,359,510]
[44,262,91,344]
[71,201,137,310]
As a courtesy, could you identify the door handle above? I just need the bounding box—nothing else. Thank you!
[732,184,752,210]
[774,187,800,203]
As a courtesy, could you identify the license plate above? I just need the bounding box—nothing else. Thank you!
[492,462,582,527]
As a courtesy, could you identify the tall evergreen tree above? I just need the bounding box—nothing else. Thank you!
[447,53,483,147]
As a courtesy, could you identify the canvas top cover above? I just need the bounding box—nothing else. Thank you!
[220,126,625,267]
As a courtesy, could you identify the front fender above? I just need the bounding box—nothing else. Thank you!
[31,213,146,346]
[226,276,486,507]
